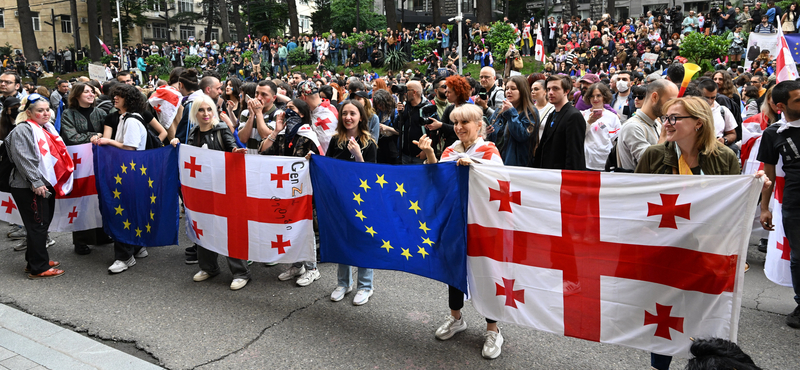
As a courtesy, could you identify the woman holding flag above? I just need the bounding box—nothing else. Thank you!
[415,104,505,360]
[6,93,74,279]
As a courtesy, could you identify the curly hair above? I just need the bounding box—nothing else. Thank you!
[111,83,146,113]
[445,75,471,104]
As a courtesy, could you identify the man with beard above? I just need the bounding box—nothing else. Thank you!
[616,79,678,171]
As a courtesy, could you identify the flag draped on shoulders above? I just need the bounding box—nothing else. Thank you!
[29,121,73,196]
[765,157,792,286]
[94,145,179,247]
[179,145,315,263]
[466,165,762,357]
[311,155,469,293]
[148,85,182,129]
[440,138,503,165]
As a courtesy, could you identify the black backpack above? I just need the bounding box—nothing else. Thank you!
[0,141,15,192]
[124,113,164,150]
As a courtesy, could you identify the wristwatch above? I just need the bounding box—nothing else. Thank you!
[724,137,729,145]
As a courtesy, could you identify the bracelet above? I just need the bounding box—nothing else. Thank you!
[267,135,276,142]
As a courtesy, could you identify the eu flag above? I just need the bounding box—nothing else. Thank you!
[310,155,469,292]
[784,33,800,64]
[94,145,179,247]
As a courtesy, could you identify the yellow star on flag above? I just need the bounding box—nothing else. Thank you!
[353,192,364,205]
[365,225,377,237]
[114,205,124,215]
[409,200,421,214]
[113,189,121,199]
[114,174,122,184]
[419,221,430,234]
[395,183,406,197]
[355,209,367,221]
[375,174,388,188]
[421,236,434,246]
[135,227,142,237]
[140,166,147,176]
[150,194,157,204]
[380,239,393,252]
[148,178,153,188]
[146,223,151,233]
[123,219,131,229]
[359,179,371,192]
[401,248,413,260]
[130,160,136,171]
[417,246,429,259]
[150,210,155,220]
[120,164,127,173]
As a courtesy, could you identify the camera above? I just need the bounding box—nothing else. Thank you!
[391,83,407,102]
[478,87,488,100]
[420,104,438,126]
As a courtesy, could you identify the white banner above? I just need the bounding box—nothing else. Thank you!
[88,63,107,82]
[745,33,780,70]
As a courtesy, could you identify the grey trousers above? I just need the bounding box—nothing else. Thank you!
[198,246,251,279]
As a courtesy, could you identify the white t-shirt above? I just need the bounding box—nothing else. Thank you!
[711,102,738,138]
[612,93,630,122]
[116,114,147,151]
[582,108,622,170]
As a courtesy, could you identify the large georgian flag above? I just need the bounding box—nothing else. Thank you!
[764,158,793,287]
[0,143,101,232]
[179,145,315,263]
[466,166,762,357]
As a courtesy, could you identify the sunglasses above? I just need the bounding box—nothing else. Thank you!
[26,93,44,107]
[634,94,646,100]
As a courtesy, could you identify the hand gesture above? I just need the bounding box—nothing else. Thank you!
[347,137,364,162]
[274,110,286,133]
[412,134,435,157]
[227,99,236,111]
[499,98,513,114]
[247,97,264,114]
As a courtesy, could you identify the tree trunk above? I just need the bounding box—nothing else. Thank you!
[569,0,578,20]
[100,0,113,47]
[606,0,614,20]
[205,0,215,43]
[476,0,491,25]
[218,0,231,42]
[70,0,82,50]
[230,0,246,40]
[16,0,41,62]
[385,0,397,30]
[287,0,299,37]
[432,0,440,26]
[88,0,101,60]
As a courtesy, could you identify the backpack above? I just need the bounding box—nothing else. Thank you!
[123,113,164,150]
[0,141,15,192]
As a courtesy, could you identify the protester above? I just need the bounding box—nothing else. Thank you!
[486,75,539,167]
[533,74,585,170]
[616,79,678,171]
[581,82,622,170]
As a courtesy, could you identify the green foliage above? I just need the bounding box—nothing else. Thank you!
[322,32,331,39]
[383,49,408,71]
[678,32,730,65]
[412,39,438,60]
[288,47,310,65]
[183,55,203,69]
[329,0,387,33]
[101,55,113,65]
[76,57,91,68]
[217,62,230,77]
[343,33,377,50]
[311,0,333,33]
[248,0,290,37]
[146,55,172,77]
[0,43,13,58]
[242,50,254,61]
[484,21,517,57]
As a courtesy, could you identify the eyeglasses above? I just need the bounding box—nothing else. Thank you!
[0,80,15,85]
[661,115,694,125]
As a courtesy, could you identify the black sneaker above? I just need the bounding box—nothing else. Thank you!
[758,238,768,253]
[185,245,197,256]
[787,305,800,329]
[74,244,91,255]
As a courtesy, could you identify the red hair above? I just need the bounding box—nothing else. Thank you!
[372,78,391,93]
[445,75,471,104]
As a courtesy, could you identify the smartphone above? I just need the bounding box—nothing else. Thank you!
[592,109,603,116]
[245,94,253,102]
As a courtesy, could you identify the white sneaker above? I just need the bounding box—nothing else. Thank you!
[108,257,135,274]
[296,268,320,287]
[230,278,249,290]
[278,265,305,281]
[481,330,503,359]
[193,270,211,282]
[435,314,467,340]
[331,285,353,302]
[45,238,55,248]
[352,289,373,306]
[134,248,148,258]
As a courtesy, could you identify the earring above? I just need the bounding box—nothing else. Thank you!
[695,127,699,132]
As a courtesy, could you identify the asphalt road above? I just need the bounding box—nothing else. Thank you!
[0,223,797,370]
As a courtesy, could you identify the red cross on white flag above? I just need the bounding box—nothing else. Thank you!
[534,26,546,63]
[765,157,793,286]
[466,165,762,357]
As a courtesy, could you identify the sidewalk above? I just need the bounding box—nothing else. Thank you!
[0,304,162,370]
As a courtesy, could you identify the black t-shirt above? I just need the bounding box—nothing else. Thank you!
[726,8,737,26]
[758,124,800,208]
[325,136,377,163]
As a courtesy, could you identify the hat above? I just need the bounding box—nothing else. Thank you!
[578,74,600,84]
[296,81,318,96]
[2,97,20,110]
[354,91,369,98]
[406,69,413,74]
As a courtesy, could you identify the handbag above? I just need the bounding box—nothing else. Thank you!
[514,57,523,69]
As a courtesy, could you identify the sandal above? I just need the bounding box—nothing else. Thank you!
[24,261,60,273]
[27,268,65,280]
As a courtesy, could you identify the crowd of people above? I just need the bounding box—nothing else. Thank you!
[0,4,798,369]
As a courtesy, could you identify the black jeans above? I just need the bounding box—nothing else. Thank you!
[114,241,143,261]
[783,208,800,305]
[10,186,55,275]
[449,285,496,324]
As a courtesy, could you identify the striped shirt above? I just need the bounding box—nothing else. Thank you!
[5,123,47,189]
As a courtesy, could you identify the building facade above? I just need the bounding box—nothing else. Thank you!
[0,0,95,53]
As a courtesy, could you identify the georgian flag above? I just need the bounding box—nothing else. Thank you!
[148,85,182,129]
[534,26,546,63]
[440,138,502,165]
[179,145,315,264]
[466,165,762,356]
[311,102,338,154]
[0,144,101,232]
[776,27,799,82]
[740,113,769,175]
[765,157,792,286]
[29,121,74,196]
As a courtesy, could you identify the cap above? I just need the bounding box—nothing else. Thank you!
[406,69,413,74]
[297,81,318,96]
[578,74,600,84]
[354,91,369,98]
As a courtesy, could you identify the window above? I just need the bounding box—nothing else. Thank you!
[0,10,5,28]
[61,15,72,33]
[180,25,195,40]
[209,28,219,41]
[153,22,168,39]
[177,0,193,13]
[299,15,311,32]
[31,12,40,31]
[152,0,162,12]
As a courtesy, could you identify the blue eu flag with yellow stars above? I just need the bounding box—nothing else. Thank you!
[94,145,180,247]
[785,33,800,63]
[310,156,469,292]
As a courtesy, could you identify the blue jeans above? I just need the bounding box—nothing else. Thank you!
[783,209,800,304]
[272,65,279,76]
[340,49,348,65]
[331,51,338,68]
[279,58,289,75]
[337,264,373,290]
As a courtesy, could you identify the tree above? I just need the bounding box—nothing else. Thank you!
[110,0,149,44]
[288,0,299,38]
[568,0,577,20]
[88,0,102,61]
[69,0,82,50]
[219,0,231,42]
[204,1,215,42]
[432,0,440,26]
[100,0,113,47]
[384,0,397,30]
[476,0,491,25]
[311,0,333,33]
[330,0,387,33]
[230,0,246,41]
[606,0,614,20]
[16,0,40,62]
[249,0,289,37]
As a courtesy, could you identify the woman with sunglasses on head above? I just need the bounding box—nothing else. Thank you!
[5,93,74,279]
